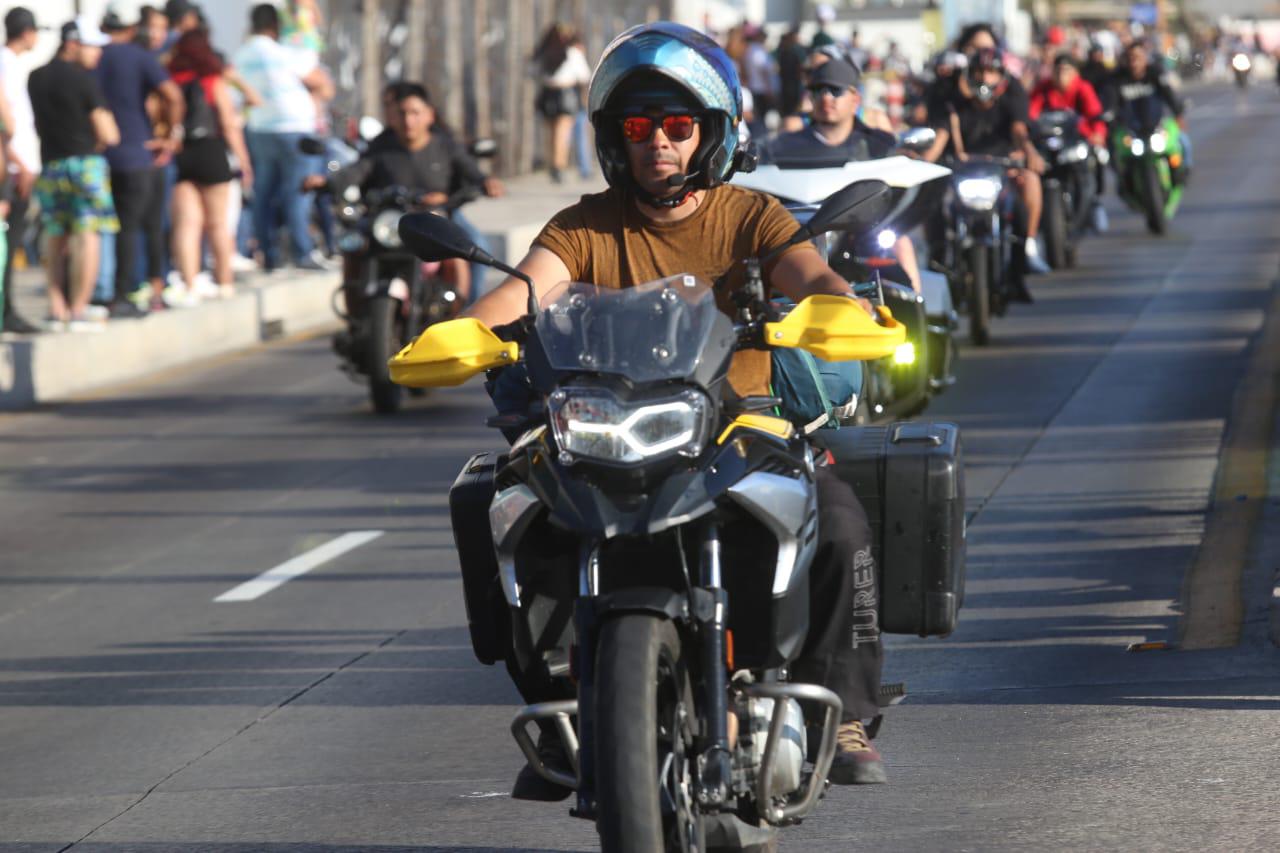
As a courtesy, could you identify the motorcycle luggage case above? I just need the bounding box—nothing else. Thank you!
[814,423,965,637]
[449,452,511,665]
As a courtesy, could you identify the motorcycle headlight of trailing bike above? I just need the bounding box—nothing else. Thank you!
[1232,53,1251,72]
[876,229,897,250]
[548,387,712,465]
[1060,141,1091,164]
[956,177,1001,211]
[371,210,405,248]
[1129,137,1145,156]
[1148,130,1168,155]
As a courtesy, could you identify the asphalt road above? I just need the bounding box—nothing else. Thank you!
[2,84,1279,853]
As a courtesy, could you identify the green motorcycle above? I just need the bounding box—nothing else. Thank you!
[1110,115,1186,236]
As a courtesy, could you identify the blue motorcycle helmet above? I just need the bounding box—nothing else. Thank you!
[589,22,752,206]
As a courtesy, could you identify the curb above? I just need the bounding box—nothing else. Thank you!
[0,269,336,410]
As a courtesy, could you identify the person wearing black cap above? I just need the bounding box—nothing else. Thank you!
[0,7,42,333]
[96,1,184,316]
[763,58,923,292]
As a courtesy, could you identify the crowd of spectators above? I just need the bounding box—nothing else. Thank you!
[0,0,336,335]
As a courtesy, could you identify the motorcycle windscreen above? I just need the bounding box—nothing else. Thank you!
[388,317,519,387]
[535,276,727,385]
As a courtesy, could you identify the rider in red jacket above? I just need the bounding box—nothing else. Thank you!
[1029,54,1106,145]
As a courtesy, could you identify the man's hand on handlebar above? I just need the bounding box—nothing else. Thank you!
[420,191,449,208]
[302,175,327,192]
[483,178,505,198]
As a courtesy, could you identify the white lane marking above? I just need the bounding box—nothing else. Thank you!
[214,531,385,602]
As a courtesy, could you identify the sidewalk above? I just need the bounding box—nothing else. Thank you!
[0,171,605,410]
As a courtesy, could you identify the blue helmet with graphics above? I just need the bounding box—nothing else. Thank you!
[589,22,747,195]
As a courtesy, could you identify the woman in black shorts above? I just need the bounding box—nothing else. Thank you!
[168,30,253,304]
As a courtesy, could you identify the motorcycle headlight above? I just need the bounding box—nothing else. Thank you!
[1149,131,1167,154]
[956,177,1001,211]
[549,388,712,465]
[1045,136,1065,151]
[1061,141,1091,163]
[876,229,897,251]
[1232,53,1251,72]
[892,341,916,365]
[1130,139,1145,156]
[371,210,404,248]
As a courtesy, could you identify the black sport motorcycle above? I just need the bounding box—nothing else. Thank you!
[1032,110,1097,269]
[303,137,494,413]
[939,154,1021,346]
[388,180,966,851]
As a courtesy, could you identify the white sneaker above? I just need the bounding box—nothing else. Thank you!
[230,253,258,273]
[192,272,221,300]
[162,285,202,309]
[1091,204,1109,233]
[219,283,236,300]
[82,304,110,322]
[1023,237,1052,275]
[67,317,106,333]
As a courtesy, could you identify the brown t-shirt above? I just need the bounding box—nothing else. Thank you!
[533,184,814,396]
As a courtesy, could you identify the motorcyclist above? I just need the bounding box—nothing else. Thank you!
[466,22,892,799]
[1029,53,1109,231]
[923,46,1051,286]
[762,57,923,292]
[304,81,502,303]
[1103,41,1190,178]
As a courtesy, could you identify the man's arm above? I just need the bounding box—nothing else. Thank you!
[301,66,334,102]
[91,107,121,149]
[146,79,185,164]
[770,246,869,305]
[463,246,572,327]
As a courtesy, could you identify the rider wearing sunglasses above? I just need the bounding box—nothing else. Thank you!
[763,58,924,293]
[465,22,894,800]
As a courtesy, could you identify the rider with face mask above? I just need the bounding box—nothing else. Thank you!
[763,57,923,292]
[467,22,893,801]
[923,46,1050,287]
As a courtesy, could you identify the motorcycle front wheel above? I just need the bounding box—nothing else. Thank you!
[595,614,703,853]
[1142,161,1167,236]
[1042,182,1070,269]
[966,245,991,346]
[367,295,404,414]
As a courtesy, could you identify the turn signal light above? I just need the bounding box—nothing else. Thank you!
[1169,153,1182,169]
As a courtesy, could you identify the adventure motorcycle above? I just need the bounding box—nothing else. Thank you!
[734,156,956,421]
[1032,110,1097,269]
[302,138,494,413]
[1109,111,1186,236]
[387,180,966,851]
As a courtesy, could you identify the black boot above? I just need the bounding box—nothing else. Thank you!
[511,728,574,802]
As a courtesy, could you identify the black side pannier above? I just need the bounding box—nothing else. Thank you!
[814,423,966,637]
[449,452,510,664]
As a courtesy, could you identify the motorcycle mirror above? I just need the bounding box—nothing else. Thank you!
[398,213,540,316]
[298,136,327,156]
[897,126,937,155]
[358,116,385,142]
[804,179,894,237]
[469,138,498,158]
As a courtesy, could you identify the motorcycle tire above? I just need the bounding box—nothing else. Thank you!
[1042,184,1069,270]
[966,245,991,346]
[1143,161,1167,236]
[367,295,404,415]
[595,614,703,853]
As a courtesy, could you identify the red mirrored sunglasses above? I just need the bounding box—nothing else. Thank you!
[620,114,701,143]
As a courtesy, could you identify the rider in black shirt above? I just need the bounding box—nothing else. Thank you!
[923,47,1051,279]
[309,82,501,302]
[1103,41,1190,173]
[763,58,922,292]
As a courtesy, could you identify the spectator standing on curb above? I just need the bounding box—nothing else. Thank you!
[233,3,333,272]
[97,0,184,318]
[168,29,253,304]
[0,7,42,334]
[533,24,590,184]
[28,18,121,332]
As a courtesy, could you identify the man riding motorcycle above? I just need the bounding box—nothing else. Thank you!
[1030,53,1109,231]
[923,46,1050,286]
[1103,41,1191,179]
[763,57,923,292]
[464,22,892,799]
[305,81,502,303]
